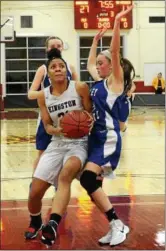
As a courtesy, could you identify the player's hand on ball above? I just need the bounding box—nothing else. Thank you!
[55,116,67,137]
[54,126,67,137]
[84,111,94,133]
[60,110,93,138]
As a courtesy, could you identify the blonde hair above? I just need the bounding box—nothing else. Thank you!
[100,50,136,94]
[100,49,111,61]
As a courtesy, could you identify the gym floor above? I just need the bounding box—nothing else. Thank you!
[1,107,165,250]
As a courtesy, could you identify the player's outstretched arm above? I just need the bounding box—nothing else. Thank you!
[108,5,134,93]
[70,64,79,81]
[28,65,45,100]
[87,28,107,81]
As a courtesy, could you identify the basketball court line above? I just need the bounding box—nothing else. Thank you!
[1,200,164,211]
[1,173,164,181]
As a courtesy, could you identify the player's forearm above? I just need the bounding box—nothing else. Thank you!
[45,123,64,137]
[82,98,92,114]
[110,19,120,54]
[130,83,136,93]
[87,43,100,81]
[28,90,40,100]
[87,41,98,69]
[85,105,92,114]
[45,124,58,135]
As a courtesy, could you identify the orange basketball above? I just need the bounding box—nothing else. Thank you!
[60,110,91,138]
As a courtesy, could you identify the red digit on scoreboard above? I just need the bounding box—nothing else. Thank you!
[74,0,133,29]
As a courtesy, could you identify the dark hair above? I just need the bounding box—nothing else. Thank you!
[45,36,64,48]
[46,48,67,69]
[120,58,135,94]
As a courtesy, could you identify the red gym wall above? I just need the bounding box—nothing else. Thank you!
[134,81,155,92]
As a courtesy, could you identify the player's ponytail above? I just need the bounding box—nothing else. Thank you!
[120,58,135,94]
[47,47,62,60]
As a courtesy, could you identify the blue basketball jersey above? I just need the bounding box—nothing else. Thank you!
[88,79,123,171]
[115,94,131,123]
[37,65,50,91]
[90,79,121,133]
[66,62,72,81]
[42,72,50,88]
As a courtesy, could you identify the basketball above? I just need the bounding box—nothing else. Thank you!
[60,110,92,138]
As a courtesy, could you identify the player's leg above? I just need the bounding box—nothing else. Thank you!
[34,119,52,171]
[32,150,44,175]
[25,141,65,239]
[25,177,50,239]
[80,132,129,246]
[81,162,113,211]
[29,120,52,191]
[80,162,129,246]
[41,143,87,246]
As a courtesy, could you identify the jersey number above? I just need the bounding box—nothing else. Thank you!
[58,110,68,118]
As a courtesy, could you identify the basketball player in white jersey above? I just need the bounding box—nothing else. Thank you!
[28,36,78,173]
[24,48,92,241]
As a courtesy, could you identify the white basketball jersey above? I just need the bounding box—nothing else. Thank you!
[37,63,72,127]
[44,80,87,142]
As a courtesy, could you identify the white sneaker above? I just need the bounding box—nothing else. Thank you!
[98,219,129,246]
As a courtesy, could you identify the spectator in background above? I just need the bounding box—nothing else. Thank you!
[152,72,165,94]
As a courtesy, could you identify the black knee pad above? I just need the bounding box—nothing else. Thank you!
[80,170,101,195]
[89,176,103,200]
[96,173,103,187]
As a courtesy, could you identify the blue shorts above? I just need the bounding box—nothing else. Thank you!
[88,129,121,171]
[36,120,52,150]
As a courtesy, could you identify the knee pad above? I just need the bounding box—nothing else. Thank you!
[80,170,101,195]
[96,177,103,188]
[89,176,103,200]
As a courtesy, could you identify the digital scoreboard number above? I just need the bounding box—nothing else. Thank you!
[74,1,133,29]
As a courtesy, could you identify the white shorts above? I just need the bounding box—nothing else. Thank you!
[33,140,88,186]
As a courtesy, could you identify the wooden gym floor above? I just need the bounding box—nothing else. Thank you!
[1,107,165,250]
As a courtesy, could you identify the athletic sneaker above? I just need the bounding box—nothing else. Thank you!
[98,219,129,246]
[24,223,43,239]
[41,220,57,247]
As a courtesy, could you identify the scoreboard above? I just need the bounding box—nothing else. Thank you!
[74,1,133,29]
